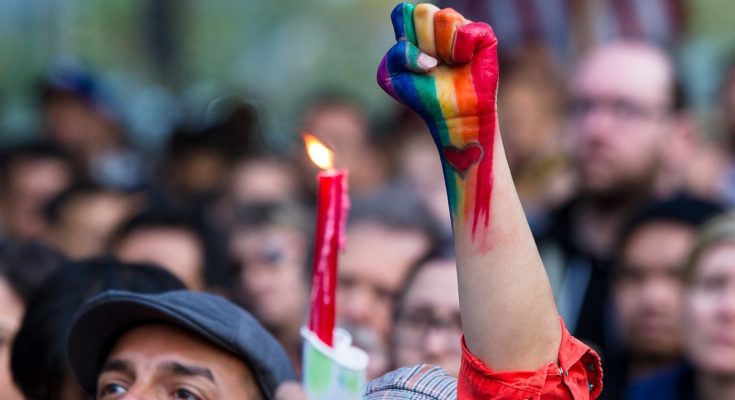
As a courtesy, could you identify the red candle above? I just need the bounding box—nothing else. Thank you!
[305,134,349,347]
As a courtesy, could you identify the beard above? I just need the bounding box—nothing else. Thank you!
[582,177,654,210]
[629,344,681,367]
[578,156,661,210]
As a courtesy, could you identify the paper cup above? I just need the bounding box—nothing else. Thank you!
[301,327,369,400]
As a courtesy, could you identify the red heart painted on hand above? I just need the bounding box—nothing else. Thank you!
[442,143,485,178]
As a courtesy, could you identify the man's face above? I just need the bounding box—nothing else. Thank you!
[569,44,674,198]
[2,158,72,239]
[613,222,693,360]
[302,105,368,158]
[96,324,262,400]
[170,151,230,198]
[230,226,308,330]
[51,192,136,259]
[336,223,430,341]
[499,78,561,170]
[116,229,205,291]
[228,160,298,205]
[298,105,388,195]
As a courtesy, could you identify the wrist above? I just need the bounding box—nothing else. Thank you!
[425,112,499,244]
[427,113,497,148]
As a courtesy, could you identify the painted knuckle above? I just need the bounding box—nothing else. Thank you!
[414,3,439,57]
[434,8,465,63]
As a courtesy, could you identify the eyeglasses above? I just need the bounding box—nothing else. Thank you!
[396,310,462,337]
[567,96,671,123]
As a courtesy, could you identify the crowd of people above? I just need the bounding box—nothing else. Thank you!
[2,2,735,399]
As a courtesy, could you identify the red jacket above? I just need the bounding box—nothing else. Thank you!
[458,318,603,399]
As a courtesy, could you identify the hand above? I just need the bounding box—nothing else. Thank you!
[377,5,564,380]
[377,3,498,128]
[275,381,307,400]
[377,3,500,240]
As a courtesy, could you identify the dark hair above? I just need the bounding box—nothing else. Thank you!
[0,141,75,193]
[111,208,223,287]
[167,96,265,162]
[617,194,724,250]
[0,240,66,304]
[390,240,456,370]
[10,257,185,399]
[393,239,455,323]
[348,187,444,246]
[113,206,203,236]
[167,125,236,161]
[683,212,735,284]
[231,201,312,236]
[613,193,724,276]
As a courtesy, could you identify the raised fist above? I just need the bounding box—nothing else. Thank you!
[377,3,498,130]
[377,3,500,238]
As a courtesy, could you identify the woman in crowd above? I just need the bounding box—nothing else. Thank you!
[628,213,735,399]
[392,250,462,377]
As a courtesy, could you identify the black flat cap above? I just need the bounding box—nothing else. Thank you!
[67,290,295,400]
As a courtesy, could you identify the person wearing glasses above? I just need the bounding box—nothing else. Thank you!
[392,250,462,377]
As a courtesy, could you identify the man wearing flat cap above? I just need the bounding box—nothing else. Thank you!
[68,290,294,400]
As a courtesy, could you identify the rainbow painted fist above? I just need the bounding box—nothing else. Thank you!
[377,3,499,239]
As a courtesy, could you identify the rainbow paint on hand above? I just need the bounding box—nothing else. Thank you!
[377,3,499,249]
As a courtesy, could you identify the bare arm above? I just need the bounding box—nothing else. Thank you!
[377,3,560,371]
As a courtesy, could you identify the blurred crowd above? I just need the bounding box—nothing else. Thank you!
[3,1,735,399]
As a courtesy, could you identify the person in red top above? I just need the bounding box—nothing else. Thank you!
[376,3,603,398]
[61,5,602,399]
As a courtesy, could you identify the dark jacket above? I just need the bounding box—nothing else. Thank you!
[626,364,696,400]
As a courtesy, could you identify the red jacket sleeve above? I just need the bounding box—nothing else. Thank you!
[457,318,603,399]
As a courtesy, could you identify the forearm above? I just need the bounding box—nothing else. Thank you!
[375,2,562,371]
[437,117,561,371]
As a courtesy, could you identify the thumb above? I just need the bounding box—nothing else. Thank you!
[384,41,438,75]
[377,41,437,99]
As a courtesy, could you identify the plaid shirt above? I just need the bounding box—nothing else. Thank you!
[365,364,458,399]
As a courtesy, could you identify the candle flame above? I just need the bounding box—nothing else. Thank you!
[304,134,334,170]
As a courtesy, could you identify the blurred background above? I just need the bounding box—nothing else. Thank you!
[0,0,404,149]
[1,0,735,147]
[4,0,735,399]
